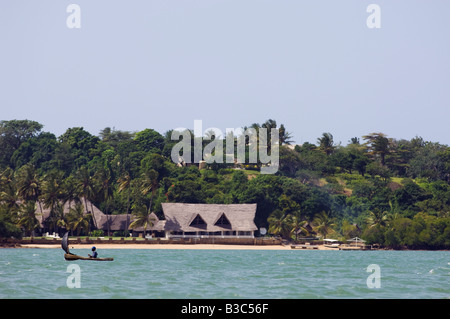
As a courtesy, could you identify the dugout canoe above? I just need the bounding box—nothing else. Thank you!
[64,253,114,261]
[61,232,114,261]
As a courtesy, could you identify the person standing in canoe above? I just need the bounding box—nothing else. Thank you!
[88,246,98,258]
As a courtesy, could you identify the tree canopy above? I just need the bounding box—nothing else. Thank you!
[0,119,449,249]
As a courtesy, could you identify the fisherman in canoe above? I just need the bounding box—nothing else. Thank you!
[88,246,98,258]
[61,232,113,261]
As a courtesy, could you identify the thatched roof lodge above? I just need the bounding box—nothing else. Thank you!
[34,200,258,239]
[159,203,258,239]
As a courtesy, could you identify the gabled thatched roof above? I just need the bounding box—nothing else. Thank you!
[35,198,132,231]
[35,198,104,228]
[106,214,132,231]
[161,203,257,232]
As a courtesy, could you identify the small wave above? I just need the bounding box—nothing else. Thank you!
[147,281,163,287]
[101,286,113,293]
[55,286,74,292]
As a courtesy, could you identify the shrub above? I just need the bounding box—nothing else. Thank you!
[89,230,104,237]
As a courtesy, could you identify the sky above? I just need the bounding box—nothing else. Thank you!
[1,0,449,146]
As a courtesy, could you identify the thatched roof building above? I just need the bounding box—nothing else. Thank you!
[160,203,257,238]
[35,198,132,233]
[34,200,258,238]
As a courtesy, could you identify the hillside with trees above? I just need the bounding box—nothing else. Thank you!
[0,119,449,249]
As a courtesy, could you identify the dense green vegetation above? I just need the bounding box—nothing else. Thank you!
[0,119,449,249]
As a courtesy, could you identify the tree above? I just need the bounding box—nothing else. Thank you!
[0,168,20,212]
[279,146,302,177]
[140,168,159,215]
[366,161,391,182]
[41,171,65,232]
[58,127,101,171]
[94,167,114,235]
[61,175,81,211]
[353,155,369,176]
[363,133,391,166]
[330,148,354,173]
[16,164,43,213]
[393,180,431,215]
[365,209,389,229]
[118,171,132,214]
[341,220,361,239]
[408,142,448,181]
[129,204,154,238]
[168,176,205,204]
[66,202,91,236]
[317,133,335,156]
[285,210,308,241]
[0,206,22,239]
[99,127,134,148]
[17,201,40,237]
[279,124,294,146]
[75,166,97,228]
[268,209,290,238]
[11,132,58,171]
[312,211,336,238]
[0,120,43,167]
[134,128,165,154]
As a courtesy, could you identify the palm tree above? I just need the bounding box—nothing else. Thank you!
[268,209,290,239]
[0,169,20,222]
[41,172,64,233]
[16,164,43,213]
[341,220,361,239]
[118,171,132,214]
[66,202,91,236]
[313,211,336,239]
[75,166,97,229]
[261,119,278,154]
[0,180,20,213]
[0,167,15,186]
[17,201,40,237]
[118,171,132,235]
[317,133,335,156]
[285,210,308,242]
[129,204,154,238]
[366,209,389,229]
[55,203,69,232]
[362,133,391,166]
[140,169,159,216]
[61,175,81,211]
[94,167,114,236]
[279,124,294,146]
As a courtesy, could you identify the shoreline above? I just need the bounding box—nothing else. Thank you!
[12,243,449,251]
[4,243,448,251]
[17,243,338,250]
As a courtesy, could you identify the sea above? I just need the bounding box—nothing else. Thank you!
[0,248,449,299]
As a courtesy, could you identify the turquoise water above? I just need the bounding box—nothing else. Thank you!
[0,248,449,299]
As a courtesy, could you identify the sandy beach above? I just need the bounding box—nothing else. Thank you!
[19,243,336,250]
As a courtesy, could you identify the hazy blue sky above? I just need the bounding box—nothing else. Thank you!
[1,1,449,145]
